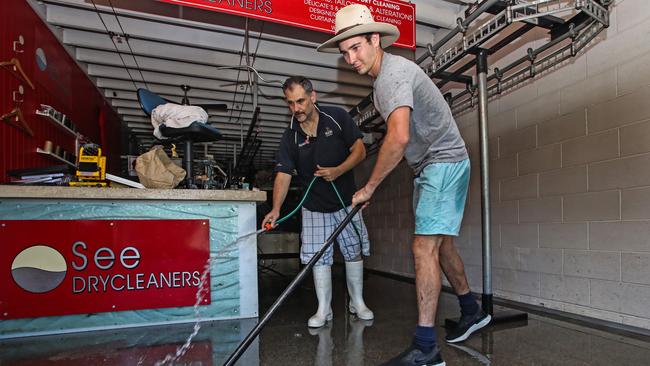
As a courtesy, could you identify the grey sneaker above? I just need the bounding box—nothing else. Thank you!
[445,309,491,343]
[380,345,445,366]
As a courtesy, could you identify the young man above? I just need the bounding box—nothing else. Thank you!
[317,4,491,366]
[262,76,373,328]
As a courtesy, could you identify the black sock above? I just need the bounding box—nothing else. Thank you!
[413,325,436,353]
[458,292,479,316]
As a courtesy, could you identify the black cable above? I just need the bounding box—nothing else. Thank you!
[107,0,150,89]
[230,22,266,172]
[251,23,267,168]
[229,22,265,125]
[89,0,140,90]
[251,22,265,65]
[226,35,248,123]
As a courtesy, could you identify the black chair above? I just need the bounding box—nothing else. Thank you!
[137,88,222,188]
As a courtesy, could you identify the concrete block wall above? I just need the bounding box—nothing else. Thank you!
[357,154,416,277]
[355,0,650,330]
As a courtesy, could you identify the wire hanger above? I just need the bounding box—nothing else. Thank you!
[1,107,34,136]
[0,58,35,90]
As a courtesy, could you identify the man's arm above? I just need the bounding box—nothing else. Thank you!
[314,139,366,181]
[262,172,292,228]
[352,106,410,205]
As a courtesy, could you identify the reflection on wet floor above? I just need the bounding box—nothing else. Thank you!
[2,264,650,365]
[0,317,259,365]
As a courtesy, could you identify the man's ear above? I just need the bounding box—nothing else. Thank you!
[310,90,317,103]
[371,33,381,48]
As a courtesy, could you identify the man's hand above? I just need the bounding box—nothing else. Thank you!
[352,185,375,208]
[314,165,342,182]
[262,209,280,230]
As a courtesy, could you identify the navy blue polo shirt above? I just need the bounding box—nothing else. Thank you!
[275,104,363,213]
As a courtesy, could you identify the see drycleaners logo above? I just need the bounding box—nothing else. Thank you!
[11,245,67,293]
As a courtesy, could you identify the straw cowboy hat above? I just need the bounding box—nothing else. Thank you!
[317,4,400,53]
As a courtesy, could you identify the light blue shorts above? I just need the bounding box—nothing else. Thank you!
[413,159,470,236]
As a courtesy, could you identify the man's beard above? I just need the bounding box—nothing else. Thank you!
[296,112,308,122]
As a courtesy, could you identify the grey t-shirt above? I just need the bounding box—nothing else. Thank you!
[373,52,468,175]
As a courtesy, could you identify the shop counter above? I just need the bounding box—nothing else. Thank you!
[0,186,265,339]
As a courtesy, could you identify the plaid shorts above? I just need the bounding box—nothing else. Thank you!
[301,206,370,266]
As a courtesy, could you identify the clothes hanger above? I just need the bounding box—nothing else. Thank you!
[1,107,34,136]
[0,58,35,90]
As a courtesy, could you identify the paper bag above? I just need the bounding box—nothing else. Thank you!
[135,145,186,188]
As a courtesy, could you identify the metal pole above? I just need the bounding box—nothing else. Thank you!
[223,205,362,366]
[476,49,493,316]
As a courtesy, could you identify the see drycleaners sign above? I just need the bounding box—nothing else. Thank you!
[157,0,415,49]
[1,220,210,319]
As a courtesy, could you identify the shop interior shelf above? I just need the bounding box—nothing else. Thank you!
[36,148,76,167]
[35,111,79,138]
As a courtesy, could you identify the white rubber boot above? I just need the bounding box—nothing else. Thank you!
[308,265,333,328]
[345,261,374,320]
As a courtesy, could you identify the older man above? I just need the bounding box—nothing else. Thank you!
[262,76,373,328]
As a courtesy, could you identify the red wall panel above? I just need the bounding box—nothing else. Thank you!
[1,0,122,182]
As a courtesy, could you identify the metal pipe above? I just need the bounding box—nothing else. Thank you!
[416,0,501,65]
[223,205,362,366]
[451,21,590,107]
[486,21,585,83]
[476,49,493,315]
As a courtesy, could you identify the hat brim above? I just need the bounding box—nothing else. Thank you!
[317,23,400,53]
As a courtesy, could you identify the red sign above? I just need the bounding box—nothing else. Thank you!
[158,0,416,49]
[1,220,210,320]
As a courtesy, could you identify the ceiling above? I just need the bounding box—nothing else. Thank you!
[28,0,470,171]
